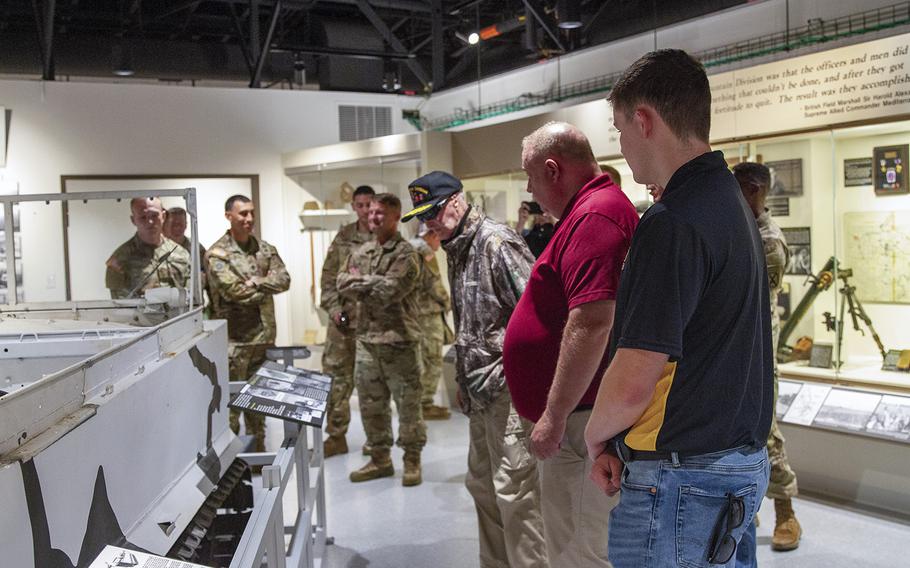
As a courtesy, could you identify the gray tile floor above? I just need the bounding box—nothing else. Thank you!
[265,403,910,567]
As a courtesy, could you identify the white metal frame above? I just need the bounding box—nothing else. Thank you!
[0,188,203,308]
[229,348,329,568]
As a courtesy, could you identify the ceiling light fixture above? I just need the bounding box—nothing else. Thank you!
[111,42,134,77]
[468,32,480,45]
[556,0,583,30]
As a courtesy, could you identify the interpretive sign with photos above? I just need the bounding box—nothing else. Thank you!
[777,379,910,442]
[229,361,332,427]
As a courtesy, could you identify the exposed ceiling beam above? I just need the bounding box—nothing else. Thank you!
[206,0,431,12]
[354,0,430,90]
[431,0,443,90]
[250,0,282,87]
[31,0,56,80]
[228,2,254,73]
[272,43,416,60]
[521,0,565,52]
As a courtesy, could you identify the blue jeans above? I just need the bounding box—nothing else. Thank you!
[608,445,769,568]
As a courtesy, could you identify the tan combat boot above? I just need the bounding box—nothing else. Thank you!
[323,435,348,458]
[349,450,394,483]
[422,404,451,420]
[402,450,422,487]
[771,498,802,551]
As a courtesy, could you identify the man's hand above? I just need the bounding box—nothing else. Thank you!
[589,450,623,496]
[529,409,565,460]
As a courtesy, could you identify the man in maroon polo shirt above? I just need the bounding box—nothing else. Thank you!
[504,121,638,566]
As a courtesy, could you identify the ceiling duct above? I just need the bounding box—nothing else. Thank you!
[312,18,387,91]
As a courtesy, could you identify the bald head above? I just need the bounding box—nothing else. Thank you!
[521,122,601,218]
[521,121,599,168]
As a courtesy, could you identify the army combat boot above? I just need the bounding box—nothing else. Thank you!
[402,450,422,487]
[349,450,394,483]
[323,435,348,458]
[422,404,451,420]
[771,498,802,551]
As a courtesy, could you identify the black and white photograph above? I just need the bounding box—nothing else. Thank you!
[844,157,873,187]
[767,158,804,197]
[813,389,882,432]
[783,383,832,425]
[782,227,812,275]
[777,282,791,322]
[255,363,331,392]
[776,380,803,418]
[865,395,910,440]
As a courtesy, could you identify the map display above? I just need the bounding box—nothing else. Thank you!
[843,211,910,303]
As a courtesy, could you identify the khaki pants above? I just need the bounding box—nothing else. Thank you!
[538,410,617,567]
[466,391,547,568]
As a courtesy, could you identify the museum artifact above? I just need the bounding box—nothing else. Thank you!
[778,257,886,367]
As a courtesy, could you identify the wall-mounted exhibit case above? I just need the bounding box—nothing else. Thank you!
[281,132,453,344]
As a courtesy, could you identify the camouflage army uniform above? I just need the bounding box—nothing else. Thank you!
[759,210,798,499]
[105,235,192,299]
[337,233,426,457]
[320,222,373,440]
[409,236,453,408]
[207,231,291,452]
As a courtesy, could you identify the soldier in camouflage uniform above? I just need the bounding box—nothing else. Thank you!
[320,185,375,457]
[338,193,426,487]
[106,197,192,299]
[409,225,454,420]
[207,195,291,453]
[734,162,802,551]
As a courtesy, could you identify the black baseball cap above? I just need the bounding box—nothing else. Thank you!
[402,171,463,223]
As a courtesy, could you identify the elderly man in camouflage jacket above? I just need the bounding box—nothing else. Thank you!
[734,162,802,552]
[106,197,191,299]
[403,171,547,568]
[320,185,375,457]
[338,193,427,487]
[207,194,291,453]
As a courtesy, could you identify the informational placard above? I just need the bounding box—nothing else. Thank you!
[709,33,910,141]
[767,196,790,217]
[866,395,910,440]
[782,227,811,275]
[776,380,802,418]
[844,157,873,187]
[813,388,882,431]
[808,342,834,369]
[873,144,909,195]
[767,159,803,197]
[89,545,210,568]
[783,383,831,425]
[229,361,331,427]
[843,211,910,303]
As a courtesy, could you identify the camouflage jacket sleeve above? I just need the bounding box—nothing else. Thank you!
[206,249,265,305]
[426,256,451,311]
[256,246,291,295]
[336,251,370,298]
[361,249,421,303]
[489,236,533,314]
[319,233,345,314]
[764,237,789,295]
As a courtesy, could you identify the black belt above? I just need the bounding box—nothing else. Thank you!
[614,439,760,463]
[572,404,594,413]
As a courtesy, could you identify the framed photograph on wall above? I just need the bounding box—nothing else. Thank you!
[844,157,873,187]
[873,144,909,195]
[766,159,803,197]
[781,227,811,275]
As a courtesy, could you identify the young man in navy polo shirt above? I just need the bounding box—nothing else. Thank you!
[584,49,772,567]
[504,121,638,566]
